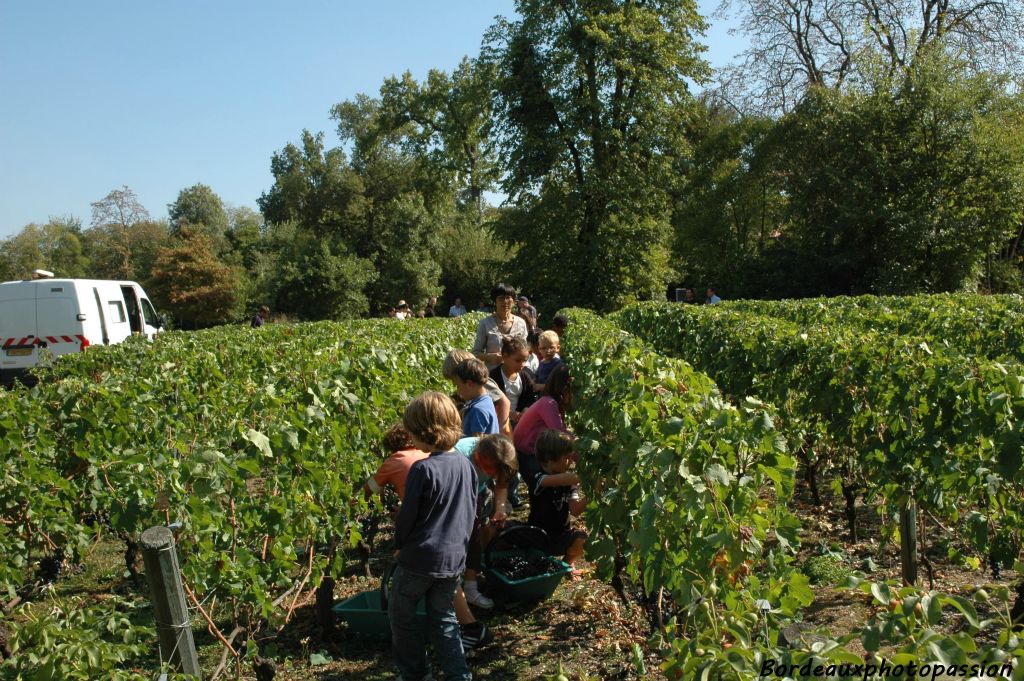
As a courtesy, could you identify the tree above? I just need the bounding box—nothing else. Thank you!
[266,223,377,320]
[168,184,229,251]
[148,227,239,328]
[717,0,1024,114]
[378,58,500,220]
[774,53,1024,294]
[86,186,166,281]
[84,219,170,283]
[0,216,89,281]
[671,100,790,296]
[485,0,709,311]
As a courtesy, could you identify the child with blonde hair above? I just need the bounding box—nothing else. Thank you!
[390,392,477,681]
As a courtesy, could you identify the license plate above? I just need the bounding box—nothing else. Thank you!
[5,348,32,357]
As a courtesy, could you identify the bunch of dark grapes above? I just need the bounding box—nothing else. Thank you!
[491,554,563,581]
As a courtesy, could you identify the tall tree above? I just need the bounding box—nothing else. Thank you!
[717,0,1024,113]
[168,183,230,251]
[86,186,167,281]
[775,53,1024,294]
[485,0,709,311]
[378,58,500,219]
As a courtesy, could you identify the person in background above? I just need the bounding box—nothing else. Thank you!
[551,313,568,338]
[251,305,269,328]
[449,297,467,317]
[424,296,439,318]
[528,429,588,574]
[389,307,398,318]
[453,358,500,437]
[516,295,539,334]
[390,392,476,681]
[473,283,529,370]
[395,301,412,320]
[684,288,697,304]
[706,287,722,304]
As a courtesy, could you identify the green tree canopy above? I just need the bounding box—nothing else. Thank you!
[485,0,710,311]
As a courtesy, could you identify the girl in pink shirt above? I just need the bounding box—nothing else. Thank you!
[513,363,573,492]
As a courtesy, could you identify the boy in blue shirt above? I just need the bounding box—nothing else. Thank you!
[391,391,478,681]
[453,358,500,437]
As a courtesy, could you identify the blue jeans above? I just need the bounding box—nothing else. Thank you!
[388,565,471,681]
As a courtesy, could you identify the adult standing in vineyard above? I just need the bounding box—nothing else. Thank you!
[473,283,528,369]
[250,305,269,328]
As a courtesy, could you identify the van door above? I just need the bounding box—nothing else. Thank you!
[36,283,82,360]
[0,292,39,376]
[139,297,161,339]
[121,285,143,335]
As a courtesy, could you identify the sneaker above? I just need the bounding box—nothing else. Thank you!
[460,622,493,650]
[464,589,494,609]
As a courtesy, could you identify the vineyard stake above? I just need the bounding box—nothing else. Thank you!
[141,525,202,678]
[899,501,918,586]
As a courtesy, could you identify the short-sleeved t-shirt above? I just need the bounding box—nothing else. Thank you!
[455,436,492,492]
[525,467,573,538]
[368,448,429,500]
[473,315,529,368]
[535,357,565,385]
[462,394,499,436]
[500,369,524,412]
[512,396,569,455]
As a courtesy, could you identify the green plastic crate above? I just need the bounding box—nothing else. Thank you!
[485,549,571,601]
[332,590,427,639]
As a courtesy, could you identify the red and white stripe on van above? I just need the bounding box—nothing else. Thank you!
[2,335,89,349]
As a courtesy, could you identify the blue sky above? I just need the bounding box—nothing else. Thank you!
[0,1,741,239]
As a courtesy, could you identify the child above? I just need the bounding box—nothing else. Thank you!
[390,392,477,681]
[513,363,574,489]
[525,331,541,374]
[454,434,517,610]
[533,330,564,391]
[490,336,537,425]
[362,423,428,505]
[527,429,587,571]
[443,349,511,436]
[453,358,500,437]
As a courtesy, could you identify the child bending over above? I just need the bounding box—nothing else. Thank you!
[362,422,428,508]
[454,434,517,611]
[390,392,477,681]
[527,429,587,571]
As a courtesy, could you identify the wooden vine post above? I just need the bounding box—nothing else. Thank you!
[899,500,918,586]
[141,526,202,678]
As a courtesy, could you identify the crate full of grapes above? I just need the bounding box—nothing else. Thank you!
[483,524,573,602]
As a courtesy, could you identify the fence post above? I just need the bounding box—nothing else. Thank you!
[899,501,918,586]
[141,526,202,678]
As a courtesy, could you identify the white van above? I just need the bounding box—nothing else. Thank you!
[0,272,163,385]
